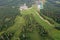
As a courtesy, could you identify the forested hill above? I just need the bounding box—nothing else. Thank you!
[0,0,36,6]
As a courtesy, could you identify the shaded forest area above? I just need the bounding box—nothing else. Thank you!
[40,0,60,23]
[0,6,20,32]
[0,0,36,7]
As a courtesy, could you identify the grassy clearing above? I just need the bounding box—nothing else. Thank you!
[6,16,25,33]
[21,10,41,40]
[10,16,25,40]
[1,16,26,40]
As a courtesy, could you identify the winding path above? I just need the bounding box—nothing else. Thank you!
[36,12,53,26]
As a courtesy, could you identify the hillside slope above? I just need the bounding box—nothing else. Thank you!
[0,7,60,40]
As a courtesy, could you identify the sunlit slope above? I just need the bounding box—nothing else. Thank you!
[10,16,26,40]
[21,8,60,40]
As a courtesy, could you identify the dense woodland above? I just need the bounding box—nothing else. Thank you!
[40,0,60,23]
[0,0,36,7]
[0,7,20,32]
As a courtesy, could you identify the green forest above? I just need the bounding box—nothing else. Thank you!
[0,0,60,40]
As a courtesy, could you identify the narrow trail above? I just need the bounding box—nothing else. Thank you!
[36,12,53,26]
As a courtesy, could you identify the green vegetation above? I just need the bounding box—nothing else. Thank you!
[0,0,35,7]
[0,3,60,40]
[21,7,60,40]
[41,0,60,23]
[0,7,20,32]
